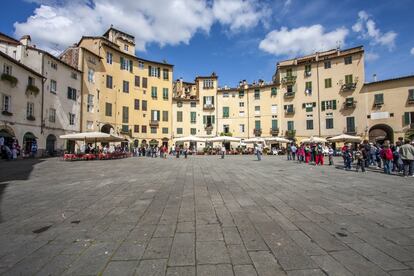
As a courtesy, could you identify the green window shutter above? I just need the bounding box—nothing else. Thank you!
[302,103,306,108]
[321,101,325,111]
[212,115,215,124]
[203,97,206,105]
[223,107,229,117]
[332,100,337,110]
[203,116,206,124]
[120,57,124,69]
[129,60,133,73]
[271,87,277,96]
[404,112,410,126]
[272,120,278,129]
[212,96,215,105]
[148,65,152,76]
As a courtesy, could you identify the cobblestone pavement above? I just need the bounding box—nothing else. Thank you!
[0,156,413,276]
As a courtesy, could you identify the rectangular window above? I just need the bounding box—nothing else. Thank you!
[203,96,214,107]
[26,102,34,117]
[124,44,129,51]
[162,127,168,134]
[203,79,214,88]
[254,89,260,100]
[69,113,75,125]
[284,104,294,113]
[287,85,293,93]
[190,111,196,123]
[344,56,352,65]
[28,76,35,86]
[271,104,277,114]
[163,68,169,80]
[51,62,57,70]
[123,81,129,93]
[163,110,168,122]
[134,125,140,133]
[190,128,196,135]
[106,52,112,64]
[105,103,112,116]
[271,119,278,130]
[239,90,244,97]
[87,94,94,112]
[67,87,77,100]
[148,66,160,77]
[271,87,277,96]
[142,77,148,88]
[239,111,245,117]
[142,125,147,133]
[306,119,314,130]
[346,117,355,133]
[374,93,384,105]
[151,110,160,121]
[304,64,311,76]
[138,61,144,69]
[3,64,12,75]
[120,57,133,72]
[409,89,414,100]
[122,106,129,124]
[255,120,261,130]
[142,100,147,111]
[254,106,260,115]
[50,79,57,93]
[177,128,183,134]
[324,78,332,88]
[321,100,337,111]
[177,111,183,122]
[403,112,414,125]
[162,88,168,100]
[135,76,140,87]
[326,118,334,129]
[286,68,293,77]
[151,127,157,134]
[134,99,140,110]
[223,106,229,118]
[223,124,230,134]
[324,60,331,69]
[86,121,93,130]
[88,69,94,83]
[287,121,294,131]
[239,124,245,133]
[305,81,312,93]
[49,108,56,122]
[190,102,196,108]
[2,95,11,112]
[345,74,353,85]
[151,86,157,98]
[223,92,229,98]
[121,125,129,133]
[106,75,113,89]
[239,102,244,107]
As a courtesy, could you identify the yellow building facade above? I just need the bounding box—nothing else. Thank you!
[61,27,173,147]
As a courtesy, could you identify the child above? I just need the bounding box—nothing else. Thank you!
[355,145,366,172]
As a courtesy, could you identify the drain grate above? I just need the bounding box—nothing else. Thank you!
[32,225,52,234]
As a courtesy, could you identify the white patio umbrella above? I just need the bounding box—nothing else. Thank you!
[59,132,125,142]
[207,136,241,143]
[174,136,206,143]
[264,137,291,143]
[243,137,266,144]
[328,134,362,143]
[301,136,327,143]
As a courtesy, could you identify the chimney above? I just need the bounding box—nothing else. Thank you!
[373,74,377,82]
[20,35,31,46]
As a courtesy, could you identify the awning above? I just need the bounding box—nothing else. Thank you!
[174,136,206,143]
[59,132,124,142]
[328,134,362,143]
[264,137,291,143]
[207,136,241,143]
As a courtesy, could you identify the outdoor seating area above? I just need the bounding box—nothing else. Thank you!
[62,152,130,161]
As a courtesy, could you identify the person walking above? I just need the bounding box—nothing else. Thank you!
[304,144,311,164]
[355,145,366,172]
[255,143,262,161]
[343,144,352,170]
[184,146,188,159]
[175,145,180,158]
[380,141,393,174]
[291,144,297,160]
[287,143,292,160]
[221,145,226,159]
[328,145,334,166]
[399,139,414,177]
[315,143,324,165]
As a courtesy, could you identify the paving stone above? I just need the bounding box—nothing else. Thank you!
[248,251,286,276]
[153,224,176,238]
[176,221,195,233]
[286,269,325,276]
[234,264,258,276]
[310,255,353,276]
[287,230,327,256]
[102,260,138,276]
[143,237,173,259]
[197,264,234,276]
[196,224,223,241]
[223,227,243,245]
[196,240,230,264]
[228,244,252,265]
[135,259,167,276]
[330,250,389,276]
[169,232,195,266]
[112,240,146,260]
[389,270,414,276]
[166,266,196,276]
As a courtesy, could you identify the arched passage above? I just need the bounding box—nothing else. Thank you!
[23,132,37,156]
[46,134,56,156]
[369,124,394,144]
[0,125,16,146]
[101,124,114,134]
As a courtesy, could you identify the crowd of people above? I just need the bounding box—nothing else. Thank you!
[0,136,37,160]
[284,138,414,177]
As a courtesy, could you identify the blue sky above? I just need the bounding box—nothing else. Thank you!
[1,0,413,87]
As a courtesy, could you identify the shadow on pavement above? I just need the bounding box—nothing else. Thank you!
[0,158,44,223]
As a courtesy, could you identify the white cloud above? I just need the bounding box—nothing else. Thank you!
[14,0,268,53]
[411,48,414,56]
[258,25,348,56]
[212,0,270,31]
[365,52,379,62]
[352,10,397,50]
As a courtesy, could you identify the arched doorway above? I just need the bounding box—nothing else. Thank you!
[0,126,16,146]
[101,124,114,134]
[162,138,169,148]
[149,139,159,148]
[133,139,139,148]
[369,124,394,144]
[23,132,37,156]
[46,134,56,156]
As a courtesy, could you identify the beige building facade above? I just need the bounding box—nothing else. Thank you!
[61,27,174,148]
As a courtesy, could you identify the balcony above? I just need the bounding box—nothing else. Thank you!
[203,104,215,110]
[408,97,414,104]
[26,84,40,95]
[285,130,296,138]
[253,128,262,136]
[1,73,18,86]
[341,82,357,92]
[270,128,279,136]
[343,99,356,109]
[1,110,13,116]
[205,124,213,131]
[149,120,159,127]
[373,101,384,107]
[285,108,295,115]
[26,115,36,121]
[284,92,295,99]
[304,71,312,77]
[282,75,297,84]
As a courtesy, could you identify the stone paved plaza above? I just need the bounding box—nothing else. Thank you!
[0,156,414,276]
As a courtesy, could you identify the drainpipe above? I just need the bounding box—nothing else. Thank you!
[247,86,250,138]
[316,59,321,137]
[80,49,84,132]
[41,54,45,135]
